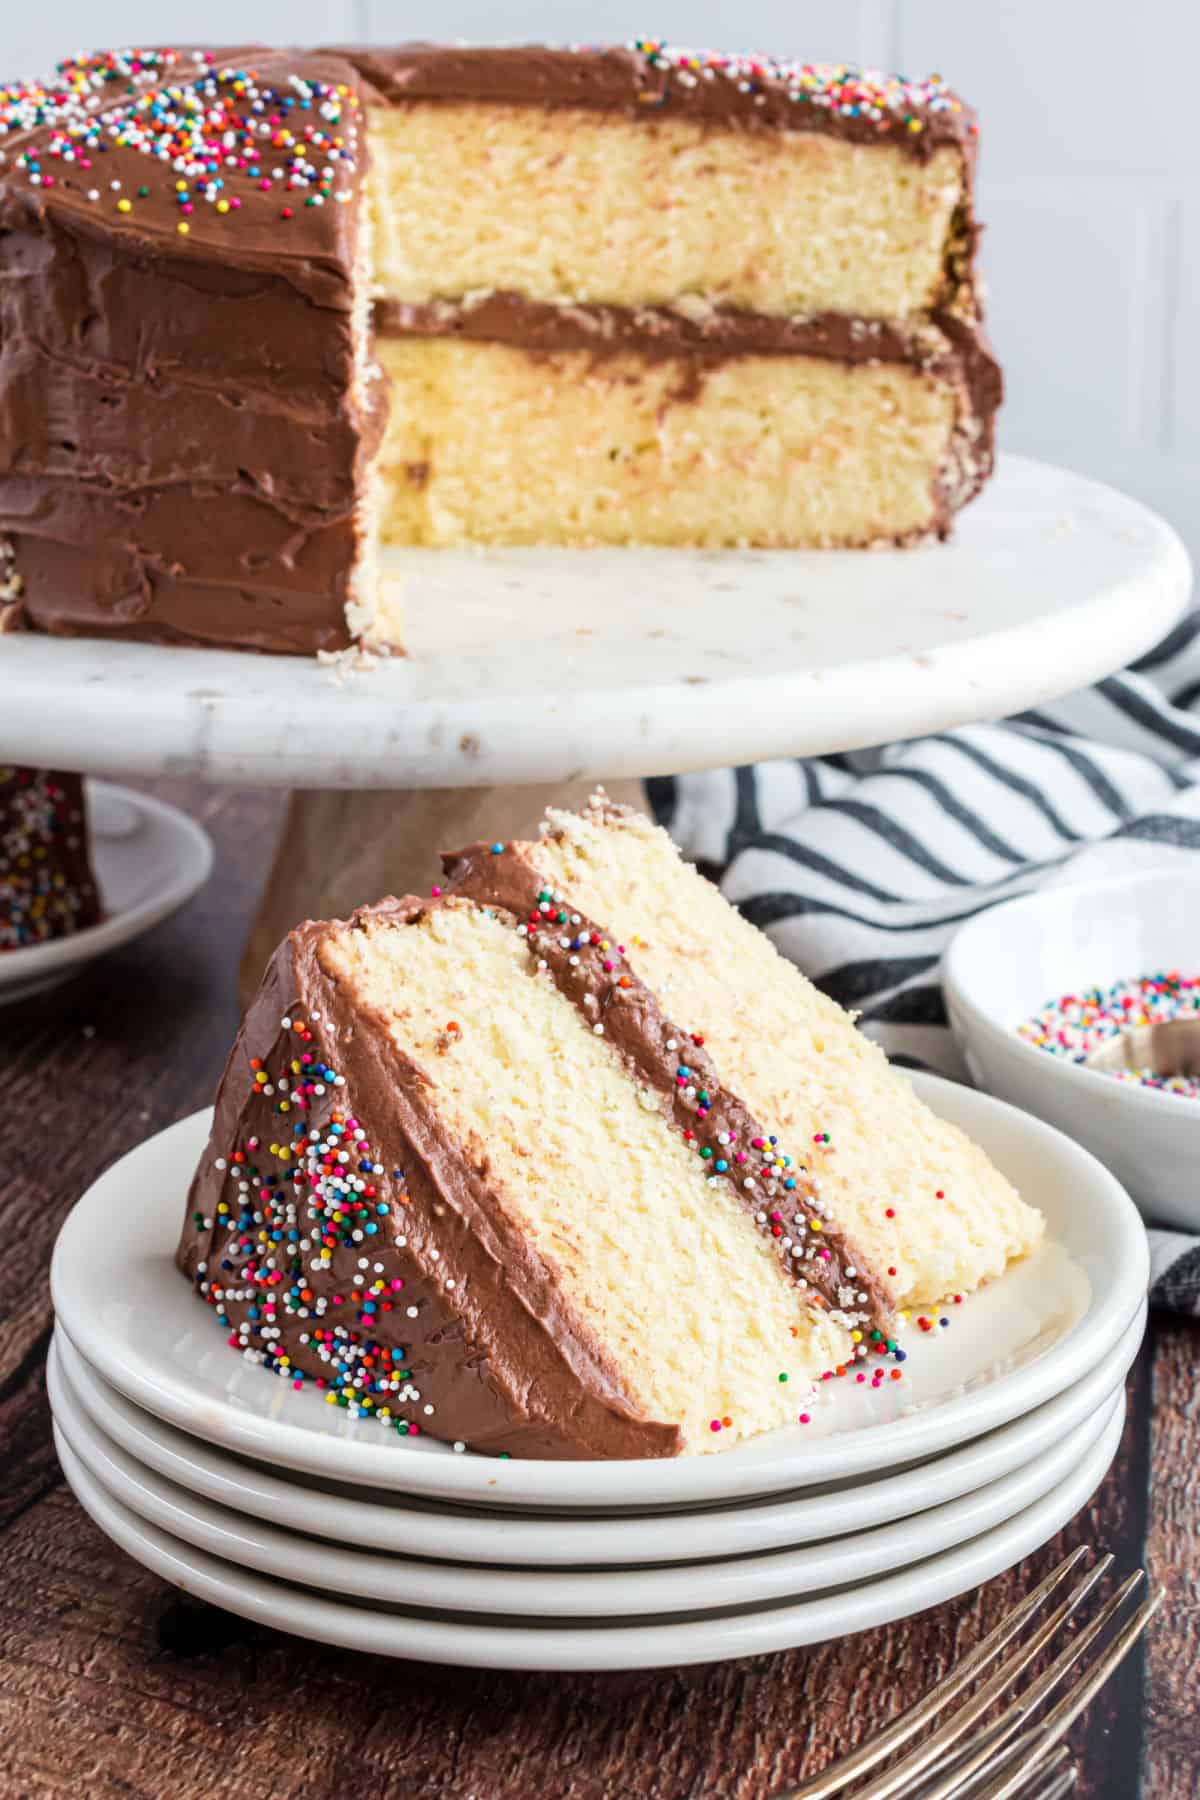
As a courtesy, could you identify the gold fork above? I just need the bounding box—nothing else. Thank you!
[771,1548,1162,1800]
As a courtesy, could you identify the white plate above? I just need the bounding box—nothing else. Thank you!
[50,1072,1148,1510]
[0,781,213,1004]
[49,1335,1120,1621]
[0,459,1189,787]
[53,1399,1125,1670]
[52,1302,1145,1567]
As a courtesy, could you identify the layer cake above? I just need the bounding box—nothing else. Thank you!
[0,42,1000,655]
[179,797,1041,1459]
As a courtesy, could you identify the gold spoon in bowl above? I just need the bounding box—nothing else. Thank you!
[1086,1019,1200,1077]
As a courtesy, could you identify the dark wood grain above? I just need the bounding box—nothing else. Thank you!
[1144,1319,1200,1800]
[0,778,1189,1800]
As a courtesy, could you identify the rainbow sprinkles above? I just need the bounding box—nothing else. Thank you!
[630,39,976,135]
[0,48,361,227]
[1019,971,1200,1099]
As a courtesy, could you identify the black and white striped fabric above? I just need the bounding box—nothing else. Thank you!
[648,609,1200,1320]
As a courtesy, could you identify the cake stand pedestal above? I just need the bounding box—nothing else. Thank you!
[0,455,1190,1005]
[240,776,646,1002]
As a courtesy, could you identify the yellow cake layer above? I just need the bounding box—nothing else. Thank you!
[319,900,848,1452]
[367,103,966,321]
[528,805,1043,1307]
[375,337,958,547]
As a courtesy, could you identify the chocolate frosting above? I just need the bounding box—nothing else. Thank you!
[0,47,373,653]
[442,837,893,1334]
[0,48,363,284]
[377,292,962,365]
[343,44,977,158]
[179,897,684,1459]
[377,293,1002,527]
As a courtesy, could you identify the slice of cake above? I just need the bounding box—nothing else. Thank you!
[0,41,999,657]
[179,801,1040,1460]
[1,767,100,948]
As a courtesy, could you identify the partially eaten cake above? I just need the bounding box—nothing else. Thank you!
[178,798,1040,1459]
[0,42,1000,655]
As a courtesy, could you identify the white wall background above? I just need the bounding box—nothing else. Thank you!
[5,4,1198,568]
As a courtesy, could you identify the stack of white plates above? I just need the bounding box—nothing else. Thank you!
[49,1073,1148,1672]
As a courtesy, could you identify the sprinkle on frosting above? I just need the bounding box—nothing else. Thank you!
[0,48,361,226]
[629,38,972,134]
[190,1019,434,1439]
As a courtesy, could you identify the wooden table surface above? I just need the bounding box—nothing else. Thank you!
[1,779,1196,1800]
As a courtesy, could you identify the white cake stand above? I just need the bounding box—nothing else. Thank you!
[0,454,1190,997]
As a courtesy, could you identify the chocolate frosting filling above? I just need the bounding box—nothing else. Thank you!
[378,292,965,368]
[377,293,1002,525]
[441,839,893,1333]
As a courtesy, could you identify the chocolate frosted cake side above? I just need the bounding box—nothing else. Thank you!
[0,48,383,656]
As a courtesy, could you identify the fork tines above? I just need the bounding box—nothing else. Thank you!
[773,1547,1162,1800]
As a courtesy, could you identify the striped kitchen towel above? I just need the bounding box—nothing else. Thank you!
[648,609,1200,1320]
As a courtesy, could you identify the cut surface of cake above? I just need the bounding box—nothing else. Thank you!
[363,43,999,554]
[0,41,1000,656]
[179,801,1041,1460]
[0,766,100,948]
[445,798,1043,1311]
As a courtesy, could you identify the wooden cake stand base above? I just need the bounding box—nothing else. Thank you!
[238,777,645,1008]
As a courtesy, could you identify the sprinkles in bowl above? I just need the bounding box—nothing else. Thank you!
[1018,971,1200,1098]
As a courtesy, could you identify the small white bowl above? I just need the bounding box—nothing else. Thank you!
[943,869,1200,1231]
